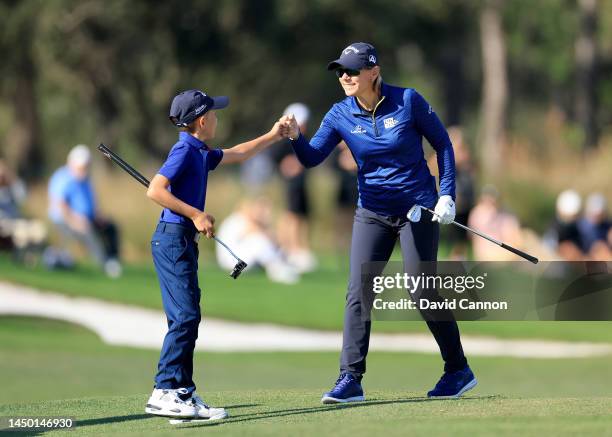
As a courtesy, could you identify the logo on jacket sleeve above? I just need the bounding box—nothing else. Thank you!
[383,117,399,129]
[351,125,366,134]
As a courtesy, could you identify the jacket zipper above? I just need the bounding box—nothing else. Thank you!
[370,96,386,138]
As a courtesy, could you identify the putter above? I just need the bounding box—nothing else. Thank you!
[97,143,248,278]
[407,204,539,264]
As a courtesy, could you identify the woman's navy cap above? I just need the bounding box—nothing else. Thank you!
[327,42,378,71]
[169,90,229,127]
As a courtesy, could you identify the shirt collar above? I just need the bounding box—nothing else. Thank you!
[179,131,209,150]
[350,81,389,115]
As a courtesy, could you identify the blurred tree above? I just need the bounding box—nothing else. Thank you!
[0,0,609,181]
[575,0,599,149]
[0,0,44,181]
[479,0,508,178]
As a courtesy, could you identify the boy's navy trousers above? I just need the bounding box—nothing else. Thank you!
[151,222,201,394]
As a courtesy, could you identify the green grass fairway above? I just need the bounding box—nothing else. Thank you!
[2,392,611,436]
[1,317,611,435]
[2,254,612,342]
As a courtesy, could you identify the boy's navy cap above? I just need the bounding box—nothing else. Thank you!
[169,89,229,127]
[327,42,378,71]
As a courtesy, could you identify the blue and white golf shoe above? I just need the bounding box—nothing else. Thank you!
[427,366,477,399]
[321,373,365,404]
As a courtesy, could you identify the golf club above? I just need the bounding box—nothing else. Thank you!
[407,204,539,264]
[97,143,248,278]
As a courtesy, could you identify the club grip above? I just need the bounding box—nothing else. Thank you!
[500,243,539,264]
[97,144,151,188]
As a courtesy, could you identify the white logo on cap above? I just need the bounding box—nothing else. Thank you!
[369,55,377,64]
[344,46,359,55]
[194,104,208,115]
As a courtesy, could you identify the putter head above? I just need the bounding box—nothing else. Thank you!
[230,260,248,279]
[406,204,422,222]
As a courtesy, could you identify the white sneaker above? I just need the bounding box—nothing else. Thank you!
[266,261,300,284]
[145,388,198,418]
[287,250,318,273]
[104,258,122,278]
[191,393,228,420]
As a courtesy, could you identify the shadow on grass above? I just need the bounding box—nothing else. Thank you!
[16,414,153,436]
[176,395,499,429]
[74,414,153,430]
[29,404,261,435]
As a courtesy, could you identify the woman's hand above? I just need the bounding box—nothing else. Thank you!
[279,114,300,140]
[432,195,455,224]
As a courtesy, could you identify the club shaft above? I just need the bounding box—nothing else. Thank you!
[212,236,242,262]
[422,206,538,264]
[422,207,502,245]
[97,143,244,262]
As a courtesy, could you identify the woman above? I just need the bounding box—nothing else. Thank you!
[284,42,476,402]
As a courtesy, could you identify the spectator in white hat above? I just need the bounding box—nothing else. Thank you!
[543,189,585,260]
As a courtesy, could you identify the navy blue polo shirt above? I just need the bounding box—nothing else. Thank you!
[157,132,224,228]
[291,82,455,216]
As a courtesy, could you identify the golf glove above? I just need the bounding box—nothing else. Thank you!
[432,195,455,225]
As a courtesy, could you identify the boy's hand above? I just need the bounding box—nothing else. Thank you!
[269,121,284,141]
[192,211,216,238]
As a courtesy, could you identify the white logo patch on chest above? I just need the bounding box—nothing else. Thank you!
[383,117,399,129]
[351,125,366,134]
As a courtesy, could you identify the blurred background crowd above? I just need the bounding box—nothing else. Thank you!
[1,0,611,281]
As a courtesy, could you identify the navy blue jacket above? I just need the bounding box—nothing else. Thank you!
[291,83,455,216]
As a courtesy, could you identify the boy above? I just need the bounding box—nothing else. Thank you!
[145,89,287,419]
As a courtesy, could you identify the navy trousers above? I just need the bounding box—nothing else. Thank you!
[151,222,201,394]
[340,207,468,377]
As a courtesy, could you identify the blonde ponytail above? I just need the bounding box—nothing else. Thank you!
[373,73,382,92]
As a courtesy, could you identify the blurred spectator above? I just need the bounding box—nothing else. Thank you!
[577,193,611,260]
[240,140,275,192]
[216,199,300,284]
[274,103,317,273]
[46,145,122,277]
[543,189,585,260]
[332,141,358,253]
[0,160,47,262]
[0,160,27,220]
[467,185,523,261]
[446,127,476,260]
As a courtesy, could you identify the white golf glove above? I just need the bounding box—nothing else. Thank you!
[432,195,455,225]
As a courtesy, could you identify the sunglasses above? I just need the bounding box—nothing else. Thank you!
[335,68,361,78]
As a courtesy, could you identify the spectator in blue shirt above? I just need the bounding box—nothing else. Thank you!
[144,89,289,419]
[47,145,121,277]
[578,193,611,260]
[283,42,475,402]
